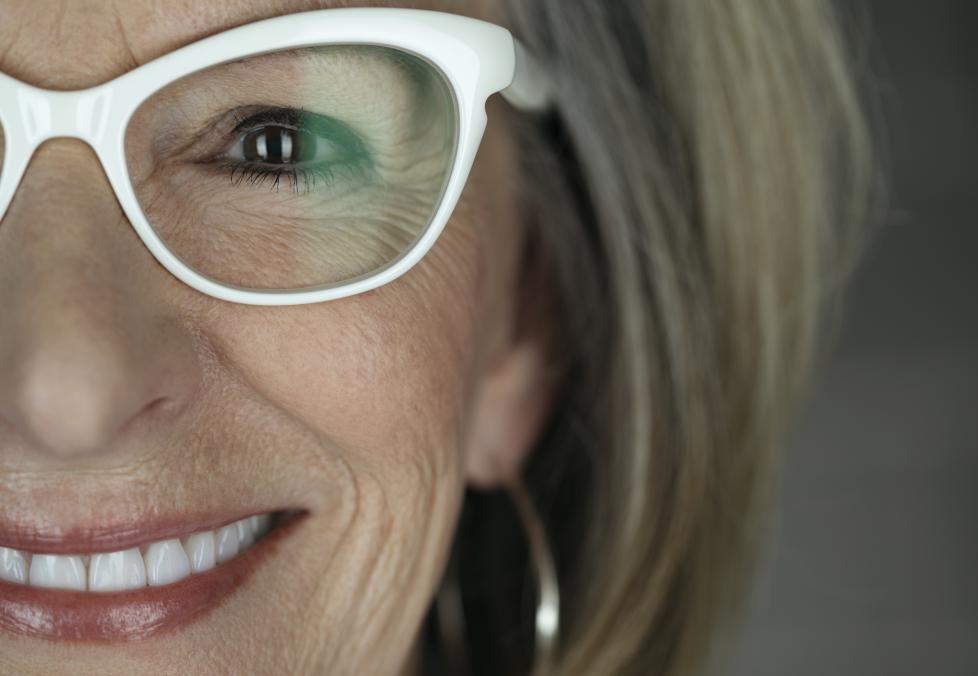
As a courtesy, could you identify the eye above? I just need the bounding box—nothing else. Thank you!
[223,108,372,169]
[228,126,339,166]
[215,108,375,192]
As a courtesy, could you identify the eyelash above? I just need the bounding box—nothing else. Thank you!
[216,160,345,194]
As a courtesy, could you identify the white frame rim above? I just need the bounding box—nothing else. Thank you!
[0,8,551,306]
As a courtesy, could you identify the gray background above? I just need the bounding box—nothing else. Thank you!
[716,2,978,675]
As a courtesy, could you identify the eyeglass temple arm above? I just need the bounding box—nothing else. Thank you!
[501,40,553,112]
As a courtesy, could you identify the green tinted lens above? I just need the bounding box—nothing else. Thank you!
[125,46,457,291]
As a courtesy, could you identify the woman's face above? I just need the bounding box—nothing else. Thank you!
[0,1,550,674]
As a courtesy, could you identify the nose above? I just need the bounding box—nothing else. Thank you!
[0,140,201,464]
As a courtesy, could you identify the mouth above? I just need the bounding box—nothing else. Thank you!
[0,509,305,642]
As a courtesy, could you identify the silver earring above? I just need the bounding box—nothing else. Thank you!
[435,477,561,675]
[508,475,560,674]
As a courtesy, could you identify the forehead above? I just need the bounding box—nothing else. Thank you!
[0,0,482,89]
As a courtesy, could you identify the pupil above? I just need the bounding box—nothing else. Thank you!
[244,127,316,164]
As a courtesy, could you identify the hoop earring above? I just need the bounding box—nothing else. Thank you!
[509,475,561,674]
[435,477,561,675]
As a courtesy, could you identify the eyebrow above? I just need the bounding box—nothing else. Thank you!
[222,43,431,85]
[183,2,436,82]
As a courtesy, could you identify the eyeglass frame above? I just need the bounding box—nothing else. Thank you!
[0,8,550,306]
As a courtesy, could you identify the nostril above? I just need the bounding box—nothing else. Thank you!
[141,396,172,416]
[118,395,177,436]
[0,319,199,462]
[0,135,203,466]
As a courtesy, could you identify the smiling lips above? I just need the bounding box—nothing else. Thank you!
[0,510,298,642]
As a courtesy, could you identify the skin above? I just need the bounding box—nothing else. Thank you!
[0,0,555,673]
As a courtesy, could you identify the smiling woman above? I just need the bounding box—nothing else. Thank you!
[0,1,874,676]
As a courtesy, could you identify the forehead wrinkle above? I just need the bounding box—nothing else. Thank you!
[122,0,429,65]
[0,0,434,89]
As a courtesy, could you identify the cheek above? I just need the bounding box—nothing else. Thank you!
[175,97,517,670]
[186,217,487,670]
[230,218,482,463]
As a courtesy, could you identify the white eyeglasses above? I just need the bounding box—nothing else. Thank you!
[0,8,549,305]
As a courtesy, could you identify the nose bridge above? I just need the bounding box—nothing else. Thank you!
[16,84,114,148]
[0,82,118,222]
[0,123,202,465]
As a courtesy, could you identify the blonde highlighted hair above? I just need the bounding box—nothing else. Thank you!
[450,2,877,675]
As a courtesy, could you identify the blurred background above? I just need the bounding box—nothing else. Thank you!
[715,2,978,675]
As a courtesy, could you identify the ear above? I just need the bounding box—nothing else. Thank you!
[464,339,555,489]
[463,221,558,489]
[462,105,558,489]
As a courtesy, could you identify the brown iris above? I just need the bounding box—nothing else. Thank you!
[241,127,318,165]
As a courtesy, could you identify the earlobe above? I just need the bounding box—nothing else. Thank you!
[464,341,554,489]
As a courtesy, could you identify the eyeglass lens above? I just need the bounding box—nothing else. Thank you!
[124,45,457,291]
[0,122,6,187]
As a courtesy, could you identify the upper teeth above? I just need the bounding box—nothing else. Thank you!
[0,514,271,592]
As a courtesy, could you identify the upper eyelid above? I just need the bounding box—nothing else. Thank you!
[155,106,362,166]
[231,109,304,133]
